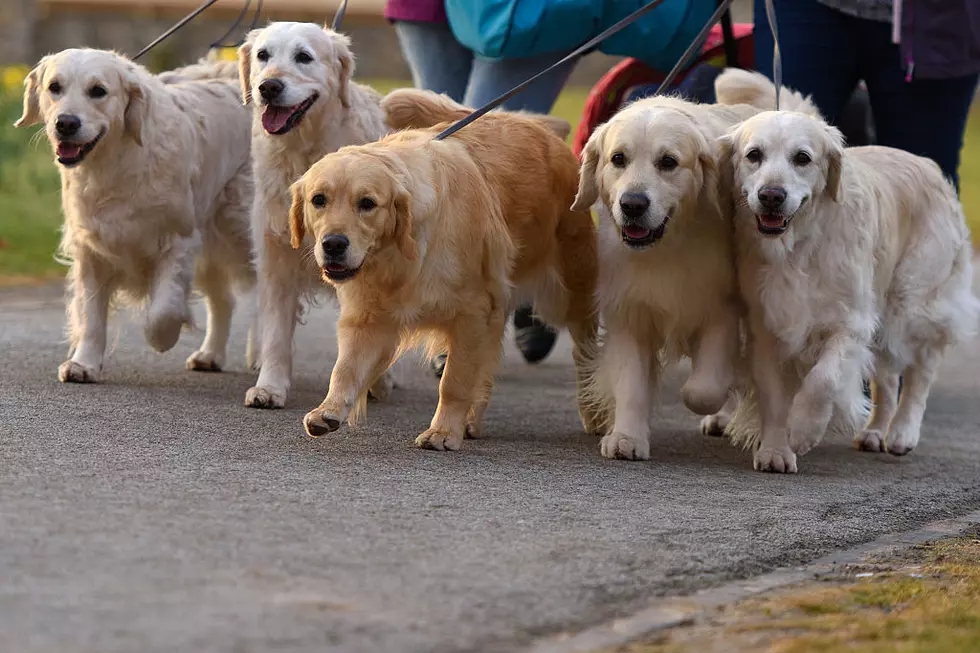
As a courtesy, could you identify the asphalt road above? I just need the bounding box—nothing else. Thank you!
[2,282,980,653]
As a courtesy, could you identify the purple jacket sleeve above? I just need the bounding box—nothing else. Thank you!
[384,0,449,23]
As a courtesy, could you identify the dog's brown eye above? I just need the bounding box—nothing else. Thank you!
[746,148,763,164]
[793,151,812,166]
[48,81,62,94]
[294,51,314,65]
[256,49,270,62]
[658,155,678,171]
[358,197,377,211]
[611,152,626,168]
[311,193,327,207]
[88,85,107,99]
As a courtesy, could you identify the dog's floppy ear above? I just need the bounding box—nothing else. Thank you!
[571,122,608,211]
[392,181,418,260]
[694,129,723,219]
[123,65,147,146]
[823,124,845,202]
[336,42,354,110]
[238,31,257,105]
[15,56,50,128]
[716,130,739,209]
[288,178,306,249]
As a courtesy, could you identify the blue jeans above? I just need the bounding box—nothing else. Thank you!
[753,0,977,190]
[392,21,579,114]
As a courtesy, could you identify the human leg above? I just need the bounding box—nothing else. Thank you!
[392,20,473,102]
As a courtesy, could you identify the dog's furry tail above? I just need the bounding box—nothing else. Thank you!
[381,88,572,140]
[714,68,823,119]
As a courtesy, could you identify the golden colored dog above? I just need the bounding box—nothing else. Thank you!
[288,90,601,450]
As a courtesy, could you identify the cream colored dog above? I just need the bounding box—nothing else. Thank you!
[288,93,600,451]
[237,22,394,409]
[721,109,978,473]
[572,87,819,461]
[15,48,255,382]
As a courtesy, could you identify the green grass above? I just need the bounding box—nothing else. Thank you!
[0,78,976,282]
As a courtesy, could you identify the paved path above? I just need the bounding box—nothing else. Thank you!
[2,284,979,653]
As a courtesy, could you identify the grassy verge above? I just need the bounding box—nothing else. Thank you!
[0,72,977,283]
[610,532,980,653]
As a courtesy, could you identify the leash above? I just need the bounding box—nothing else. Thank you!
[209,0,264,50]
[434,0,737,141]
[764,0,782,110]
[332,0,350,31]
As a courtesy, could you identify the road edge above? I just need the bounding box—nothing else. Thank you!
[527,508,980,653]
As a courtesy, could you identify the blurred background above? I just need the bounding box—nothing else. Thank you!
[0,0,975,284]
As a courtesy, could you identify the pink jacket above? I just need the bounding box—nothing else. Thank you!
[384,0,447,23]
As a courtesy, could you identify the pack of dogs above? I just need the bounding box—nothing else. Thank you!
[15,23,979,473]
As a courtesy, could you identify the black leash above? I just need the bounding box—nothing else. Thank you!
[718,0,738,68]
[209,0,264,49]
[435,0,738,141]
[133,0,222,61]
[332,0,350,31]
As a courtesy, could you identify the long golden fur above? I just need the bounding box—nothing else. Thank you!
[288,90,601,450]
[15,48,255,382]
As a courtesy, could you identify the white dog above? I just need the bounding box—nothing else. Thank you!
[572,87,819,461]
[15,48,255,382]
[721,110,978,473]
[237,22,394,409]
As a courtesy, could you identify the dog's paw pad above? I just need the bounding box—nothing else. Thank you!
[304,410,341,437]
[244,386,286,409]
[753,447,798,474]
[599,431,650,461]
[58,360,98,384]
[186,350,223,372]
[415,428,463,451]
[854,429,886,453]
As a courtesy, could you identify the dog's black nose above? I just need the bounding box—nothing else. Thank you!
[758,187,787,210]
[619,193,650,219]
[55,114,81,137]
[321,234,349,257]
[258,79,284,102]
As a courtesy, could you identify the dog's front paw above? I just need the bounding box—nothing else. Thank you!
[681,377,728,416]
[415,428,463,451]
[599,431,650,461]
[753,446,798,474]
[885,422,920,457]
[303,408,342,437]
[700,413,730,437]
[244,385,286,409]
[145,311,186,353]
[58,360,99,384]
[185,349,223,372]
[853,428,886,453]
[367,372,395,402]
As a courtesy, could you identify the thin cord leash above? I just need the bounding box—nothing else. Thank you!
[133,0,222,61]
[435,0,738,141]
[332,0,350,31]
[209,0,264,49]
[764,0,782,110]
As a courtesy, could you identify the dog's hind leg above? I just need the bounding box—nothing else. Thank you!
[884,344,945,456]
[854,356,900,452]
[186,265,234,372]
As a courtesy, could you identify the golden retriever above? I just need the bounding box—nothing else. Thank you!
[15,48,255,382]
[237,22,394,409]
[721,109,979,473]
[571,88,819,461]
[288,90,601,450]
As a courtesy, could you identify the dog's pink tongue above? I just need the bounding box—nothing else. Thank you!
[262,105,293,133]
[624,225,651,239]
[57,142,82,159]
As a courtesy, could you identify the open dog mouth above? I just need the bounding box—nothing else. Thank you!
[756,213,791,236]
[622,216,669,248]
[321,261,362,282]
[261,93,319,135]
[56,132,103,167]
